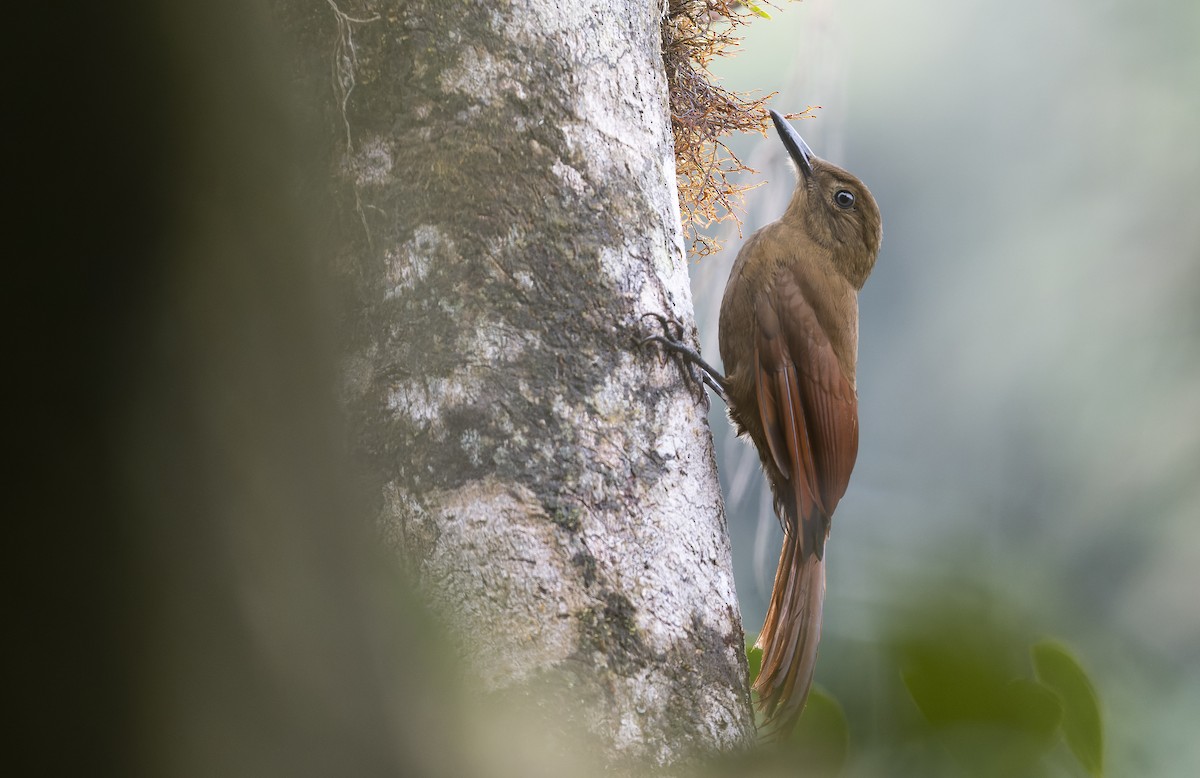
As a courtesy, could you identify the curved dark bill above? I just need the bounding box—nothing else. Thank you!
[769,109,815,178]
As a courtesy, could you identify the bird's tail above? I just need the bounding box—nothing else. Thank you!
[753,529,825,738]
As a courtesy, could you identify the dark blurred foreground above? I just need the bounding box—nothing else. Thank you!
[14,3,467,774]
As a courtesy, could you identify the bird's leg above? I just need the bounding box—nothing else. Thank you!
[639,312,731,406]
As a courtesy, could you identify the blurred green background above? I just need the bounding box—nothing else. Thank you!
[692,1,1200,775]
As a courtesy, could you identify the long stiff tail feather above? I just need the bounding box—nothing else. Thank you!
[753,530,826,738]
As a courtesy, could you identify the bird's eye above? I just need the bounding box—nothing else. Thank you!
[834,189,855,209]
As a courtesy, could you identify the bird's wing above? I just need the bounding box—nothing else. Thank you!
[753,270,859,557]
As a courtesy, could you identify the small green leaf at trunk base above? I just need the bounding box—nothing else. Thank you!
[1032,640,1104,776]
[746,643,763,687]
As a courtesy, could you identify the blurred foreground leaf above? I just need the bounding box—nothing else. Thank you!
[739,596,1107,776]
[895,607,1065,777]
[1032,640,1105,776]
[902,661,1061,776]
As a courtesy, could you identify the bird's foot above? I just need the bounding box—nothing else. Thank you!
[638,312,730,406]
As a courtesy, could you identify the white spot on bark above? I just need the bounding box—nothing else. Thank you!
[387,376,478,424]
[353,134,393,187]
[470,319,539,362]
[460,429,483,467]
[386,315,539,428]
[384,225,451,298]
[552,159,587,196]
[440,45,528,102]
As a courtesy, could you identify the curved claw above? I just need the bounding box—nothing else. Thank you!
[637,311,731,406]
[640,311,684,341]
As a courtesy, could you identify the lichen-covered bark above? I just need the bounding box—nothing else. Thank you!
[279,0,754,763]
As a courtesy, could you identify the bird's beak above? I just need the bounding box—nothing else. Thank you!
[769,109,815,179]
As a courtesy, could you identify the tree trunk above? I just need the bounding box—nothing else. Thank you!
[279,0,754,764]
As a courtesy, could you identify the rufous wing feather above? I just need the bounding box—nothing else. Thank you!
[751,269,859,738]
[774,270,859,521]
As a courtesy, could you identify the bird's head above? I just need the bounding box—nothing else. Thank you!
[770,109,882,289]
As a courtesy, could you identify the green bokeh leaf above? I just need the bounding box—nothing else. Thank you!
[1032,640,1104,776]
[900,636,1062,777]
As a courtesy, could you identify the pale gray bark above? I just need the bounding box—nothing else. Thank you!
[281,0,754,765]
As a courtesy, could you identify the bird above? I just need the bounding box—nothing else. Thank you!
[644,109,882,737]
